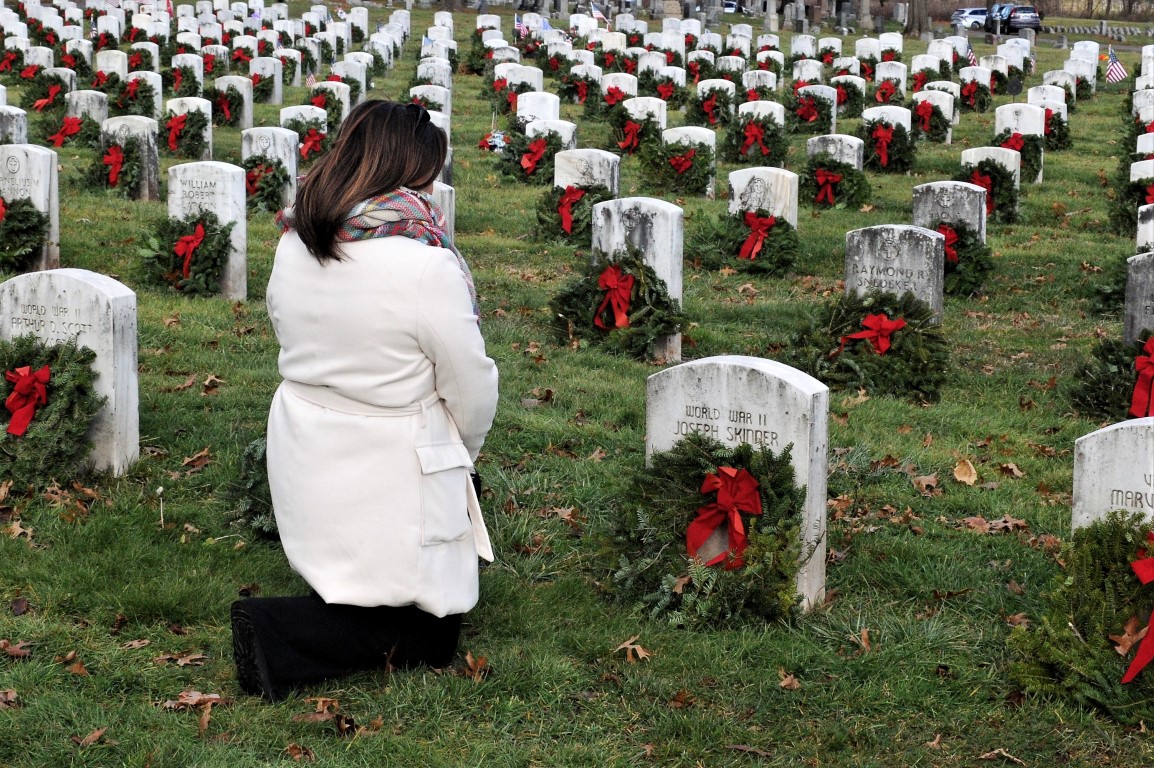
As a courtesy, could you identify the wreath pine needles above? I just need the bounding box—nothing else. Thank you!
[800,153,872,209]
[687,207,799,276]
[861,120,915,174]
[720,114,788,165]
[833,78,865,118]
[305,87,344,127]
[35,113,101,150]
[549,244,686,360]
[870,77,905,107]
[498,130,563,185]
[685,87,735,129]
[0,334,105,490]
[558,71,598,105]
[786,90,834,134]
[1070,331,1152,422]
[990,69,1008,95]
[780,290,949,401]
[278,54,298,85]
[1076,76,1093,102]
[911,102,951,143]
[250,72,275,103]
[203,85,244,127]
[1110,176,1154,236]
[166,65,201,97]
[534,183,614,243]
[0,197,50,271]
[638,141,714,196]
[955,160,1018,224]
[284,116,331,164]
[410,94,444,113]
[19,71,70,113]
[1008,511,1154,725]
[138,209,235,295]
[225,436,279,538]
[959,80,992,113]
[163,108,209,159]
[241,155,290,212]
[992,129,1043,185]
[607,432,805,627]
[81,135,143,197]
[608,112,661,156]
[932,220,994,296]
[112,77,158,118]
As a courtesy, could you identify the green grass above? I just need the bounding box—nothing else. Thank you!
[0,10,1153,766]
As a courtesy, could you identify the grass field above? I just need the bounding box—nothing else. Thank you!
[1,7,1154,766]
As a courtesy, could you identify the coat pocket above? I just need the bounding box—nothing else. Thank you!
[415,442,473,545]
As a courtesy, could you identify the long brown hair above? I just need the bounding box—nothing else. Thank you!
[293,100,447,263]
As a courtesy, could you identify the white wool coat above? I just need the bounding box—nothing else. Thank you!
[265,230,498,617]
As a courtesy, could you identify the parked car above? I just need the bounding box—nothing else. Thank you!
[723,0,738,12]
[950,7,987,29]
[984,4,1042,33]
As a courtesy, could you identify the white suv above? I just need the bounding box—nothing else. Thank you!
[950,7,987,28]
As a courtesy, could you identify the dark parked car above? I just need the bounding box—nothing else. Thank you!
[985,4,1042,33]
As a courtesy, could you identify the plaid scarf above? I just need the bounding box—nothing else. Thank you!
[280,189,478,318]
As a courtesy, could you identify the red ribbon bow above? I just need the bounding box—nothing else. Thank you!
[1121,531,1154,683]
[669,148,696,174]
[1044,108,1053,136]
[740,121,768,157]
[593,264,634,329]
[861,62,874,81]
[0,52,16,72]
[506,90,518,110]
[300,128,325,159]
[821,51,834,65]
[874,80,896,103]
[203,54,215,74]
[232,48,251,63]
[327,74,341,83]
[1129,338,1154,418]
[216,93,232,122]
[310,92,327,109]
[871,124,894,167]
[739,212,775,261]
[520,138,548,174]
[915,99,934,132]
[618,120,641,153]
[686,467,762,569]
[815,169,841,205]
[657,81,674,100]
[604,52,616,68]
[575,79,588,104]
[836,84,848,105]
[33,85,61,112]
[796,97,819,123]
[129,52,143,69]
[0,197,6,223]
[882,50,896,62]
[251,73,261,86]
[104,145,124,187]
[21,65,40,79]
[166,113,188,151]
[961,80,978,107]
[835,313,907,355]
[623,58,637,75]
[126,79,140,99]
[604,86,626,106]
[173,67,183,93]
[62,54,77,69]
[688,61,700,84]
[92,70,108,88]
[745,88,759,103]
[936,224,958,264]
[174,222,206,280]
[1146,185,1154,205]
[49,116,82,147]
[557,185,586,234]
[665,50,675,65]
[493,77,507,92]
[4,366,50,437]
[702,93,719,124]
[792,79,810,95]
[970,169,994,214]
[913,71,927,92]
[245,165,268,196]
[1001,132,1025,152]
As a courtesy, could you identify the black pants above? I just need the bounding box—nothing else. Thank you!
[231,595,463,701]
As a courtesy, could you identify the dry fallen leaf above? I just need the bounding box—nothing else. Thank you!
[1006,613,1031,628]
[120,639,150,650]
[778,668,801,690]
[667,689,695,708]
[923,432,934,448]
[728,745,773,757]
[0,689,18,709]
[1,639,31,659]
[926,733,942,749]
[911,474,941,497]
[163,314,180,328]
[999,462,1025,479]
[71,727,108,748]
[841,389,870,408]
[464,650,488,681]
[953,459,978,487]
[181,447,213,469]
[979,748,1026,766]
[283,743,317,762]
[614,635,653,663]
[1110,615,1150,656]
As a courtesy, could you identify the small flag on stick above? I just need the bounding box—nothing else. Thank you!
[1107,45,1129,84]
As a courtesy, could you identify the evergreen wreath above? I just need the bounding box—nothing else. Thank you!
[834,79,865,118]
[959,79,992,113]
[685,87,734,128]
[911,100,951,143]
[558,71,598,105]
[609,111,661,156]
[277,54,298,84]
[800,153,872,209]
[0,334,105,490]
[367,49,389,77]
[880,48,902,63]
[1007,64,1024,83]
[638,141,714,196]
[409,93,444,112]
[163,108,209,159]
[88,69,121,94]
[646,73,688,108]
[990,69,1008,95]
[1061,81,1077,112]
[493,80,534,116]
[35,113,100,149]
[932,219,994,296]
[94,31,119,52]
[955,160,1018,224]
[786,90,834,134]
[1108,175,1154,236]
[0,197,50,271]
[498,130,563,184]
[861,120,915,174]
[755,56,782,77]
[241,155,290,213]
[295,45,318,77]
[534,183,614,243]
[58,51,90,78]
[910,67,937,93]
[607,432,806,627]
[992,129,1042,183]
[464,38,489,75]
[859,56,877,83]
[585,85,631,120]
[111,77,157,118]
[305,86,344,126]
[81,135,143,196]
[250,72,274,103]
[1044,110,1073,151]
[781,290,949,401]
[818,46,838,66]
[165,64,200,97]
[1070,332,1152,422]
[203,85,243,127]
[871,77,904,106]
[1009,511,1154,724]
[139,209,235,295]
[318,39,334,64]
[1076,75,1093,102]
[741,84,775,105]
[329,74,361,103]
[284,116,331,164]
[687,207,799,275]
[720,113,788,166]
[549,244,686,360]
[19,71,69,113]
[686,59,714,87]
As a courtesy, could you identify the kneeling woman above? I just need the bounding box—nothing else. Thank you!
[232,100,499,701]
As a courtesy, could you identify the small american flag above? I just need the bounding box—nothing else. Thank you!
[590,1,607,23]
[1107,45,1129,84]
[306,72,317,88]
[966,45,977,67]
[514,13,527,38]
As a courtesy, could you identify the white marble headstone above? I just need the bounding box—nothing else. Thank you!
[845,224,945,321]
[167,161,246,300]
[1073,420,1154,529]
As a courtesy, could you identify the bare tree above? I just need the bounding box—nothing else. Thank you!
[904,0,929,36]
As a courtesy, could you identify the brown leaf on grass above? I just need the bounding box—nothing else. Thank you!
[109,614,128,635]
[953,459,978,486]
[198,702,214,738]
[154,652,207,667]
[4,520,32,541]
[120,639,150,650]
[201,374,225,395]
[778,668,801,690]
[71,727,108,747]
[897,424,912,434]
[1006,613,1031,628]
[963,516,991,533]
[978,748,1026,766]
[1,639,31,658]
[588,447,608,461]
[181,447,213,469]
[1007,580,1025,596]
[989,515,1029,533]
[163,314,180,328]
[68,659,89,676]
[911,474,941,497]
[667,689,695,708]
[926,734,943,749]
[614,635,653,663]
[859,204,875,213]
[161,690,226,710]
[728,745,773,757]
[1110,615,1150,656]
[852,628,873,653]
[0,689,18,709]
[923,432,933,448]
[10,597,28,616]
[841,389,869,408]
[719,266,737,276]
[999,463,1025,479]
[161,375,196,393]
[283,743,317,762]
[464,651,488,682]
[333,713,361,738]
